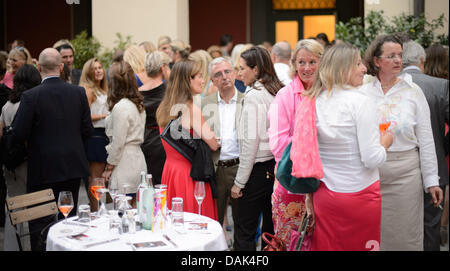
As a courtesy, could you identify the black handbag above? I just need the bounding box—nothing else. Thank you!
[160,115,198,162]
[0,122,27,171]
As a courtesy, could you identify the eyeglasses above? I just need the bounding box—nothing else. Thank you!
[378,54,402,61]
[213,69,232,79]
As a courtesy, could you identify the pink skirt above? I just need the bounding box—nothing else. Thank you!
[311,181,381,251]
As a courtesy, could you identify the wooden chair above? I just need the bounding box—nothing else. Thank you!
[6,189,58,251]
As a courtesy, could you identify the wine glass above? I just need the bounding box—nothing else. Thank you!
[108,180,119,211]
[91,177,106,217]
[58,191,74,233]
[194,181,205,220]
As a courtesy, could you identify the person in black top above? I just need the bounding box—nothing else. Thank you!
[138,51,172,185]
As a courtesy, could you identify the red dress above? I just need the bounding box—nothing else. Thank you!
[159,128,218,221]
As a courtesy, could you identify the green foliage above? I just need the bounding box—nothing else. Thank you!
[385,13,446,48]
[97,33,133,70]
[70,31,102,70]
[70,31,133,71]
[336,10,449,53]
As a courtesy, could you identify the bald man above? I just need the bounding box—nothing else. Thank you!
[12,48,93,251]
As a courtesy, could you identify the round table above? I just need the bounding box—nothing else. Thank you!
[46,212,228,251]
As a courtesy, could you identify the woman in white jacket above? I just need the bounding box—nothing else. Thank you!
[102,61,147,208]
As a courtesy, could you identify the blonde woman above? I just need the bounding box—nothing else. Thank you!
[157,35,173,60]
[79,58,109,211]
[139,41,156,54]
[170,40,191,63]
[298,43,393,251]
[124,45,150,87]
[268,39,324,249]
[189,49,218,97]
[0,47,32,89]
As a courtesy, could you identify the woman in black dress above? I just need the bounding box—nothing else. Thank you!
[138,51,172,185]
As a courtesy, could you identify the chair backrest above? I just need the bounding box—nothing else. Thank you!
[6,189,58,226]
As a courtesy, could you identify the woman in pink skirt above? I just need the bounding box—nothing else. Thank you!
[295,43,393,251]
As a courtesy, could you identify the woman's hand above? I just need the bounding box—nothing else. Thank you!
[231,184,243,199]
[380,131,394,151]
[305,193,315,231]
[102,164,114,181]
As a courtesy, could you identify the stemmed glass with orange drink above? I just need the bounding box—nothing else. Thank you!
[58,191,74,233]
[91,177,108,217]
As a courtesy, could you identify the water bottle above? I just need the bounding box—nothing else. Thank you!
[142,184,155,230]
[137,171,148,223]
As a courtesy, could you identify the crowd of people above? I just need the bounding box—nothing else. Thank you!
[0,32,448,252]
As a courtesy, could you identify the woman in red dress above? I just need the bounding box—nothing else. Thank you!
[156,60,220,220]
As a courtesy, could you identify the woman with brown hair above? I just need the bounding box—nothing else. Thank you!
[102,61,147,207]
[425,44,449,80]
[79,58,109,211]
[231,46,284,250]
[156,60,220,220]
[362,34,442,250]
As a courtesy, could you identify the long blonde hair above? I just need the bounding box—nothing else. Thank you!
[79,58,107,96]
[123,45,146,74]
[156,60,201,127]
[303,43,360,98]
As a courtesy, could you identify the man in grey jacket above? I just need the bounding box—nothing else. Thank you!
[402,40,449,251]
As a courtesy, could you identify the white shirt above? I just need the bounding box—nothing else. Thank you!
[361,73,440,191]
[274,63,292,86]
[91,93,109,128]
[315,86,386,193]
[217,90,239,160]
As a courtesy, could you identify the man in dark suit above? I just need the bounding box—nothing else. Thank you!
[402,40,449,251]
[201,58,244,245]
[12,48,93,250]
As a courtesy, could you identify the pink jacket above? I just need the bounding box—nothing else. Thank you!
[268,75,305,162]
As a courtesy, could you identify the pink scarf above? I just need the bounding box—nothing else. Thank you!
[290,95,324,179]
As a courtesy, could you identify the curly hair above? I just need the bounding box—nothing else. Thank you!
[107,61,144,113]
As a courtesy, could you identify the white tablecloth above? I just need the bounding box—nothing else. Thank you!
[46,212,228,251]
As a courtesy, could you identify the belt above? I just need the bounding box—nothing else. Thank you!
[217,158,239,167]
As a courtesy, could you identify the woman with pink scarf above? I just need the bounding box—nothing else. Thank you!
[267,39,324,248]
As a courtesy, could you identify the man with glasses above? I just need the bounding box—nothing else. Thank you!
[201,57,244,247]
[53,40,81,85]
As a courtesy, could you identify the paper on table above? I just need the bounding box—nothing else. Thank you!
[62,233,119,249]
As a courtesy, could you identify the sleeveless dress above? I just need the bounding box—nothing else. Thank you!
[159,127,218,221]
[86,93,109,162]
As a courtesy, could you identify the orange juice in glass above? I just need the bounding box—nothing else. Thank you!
[379,121,391,133]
